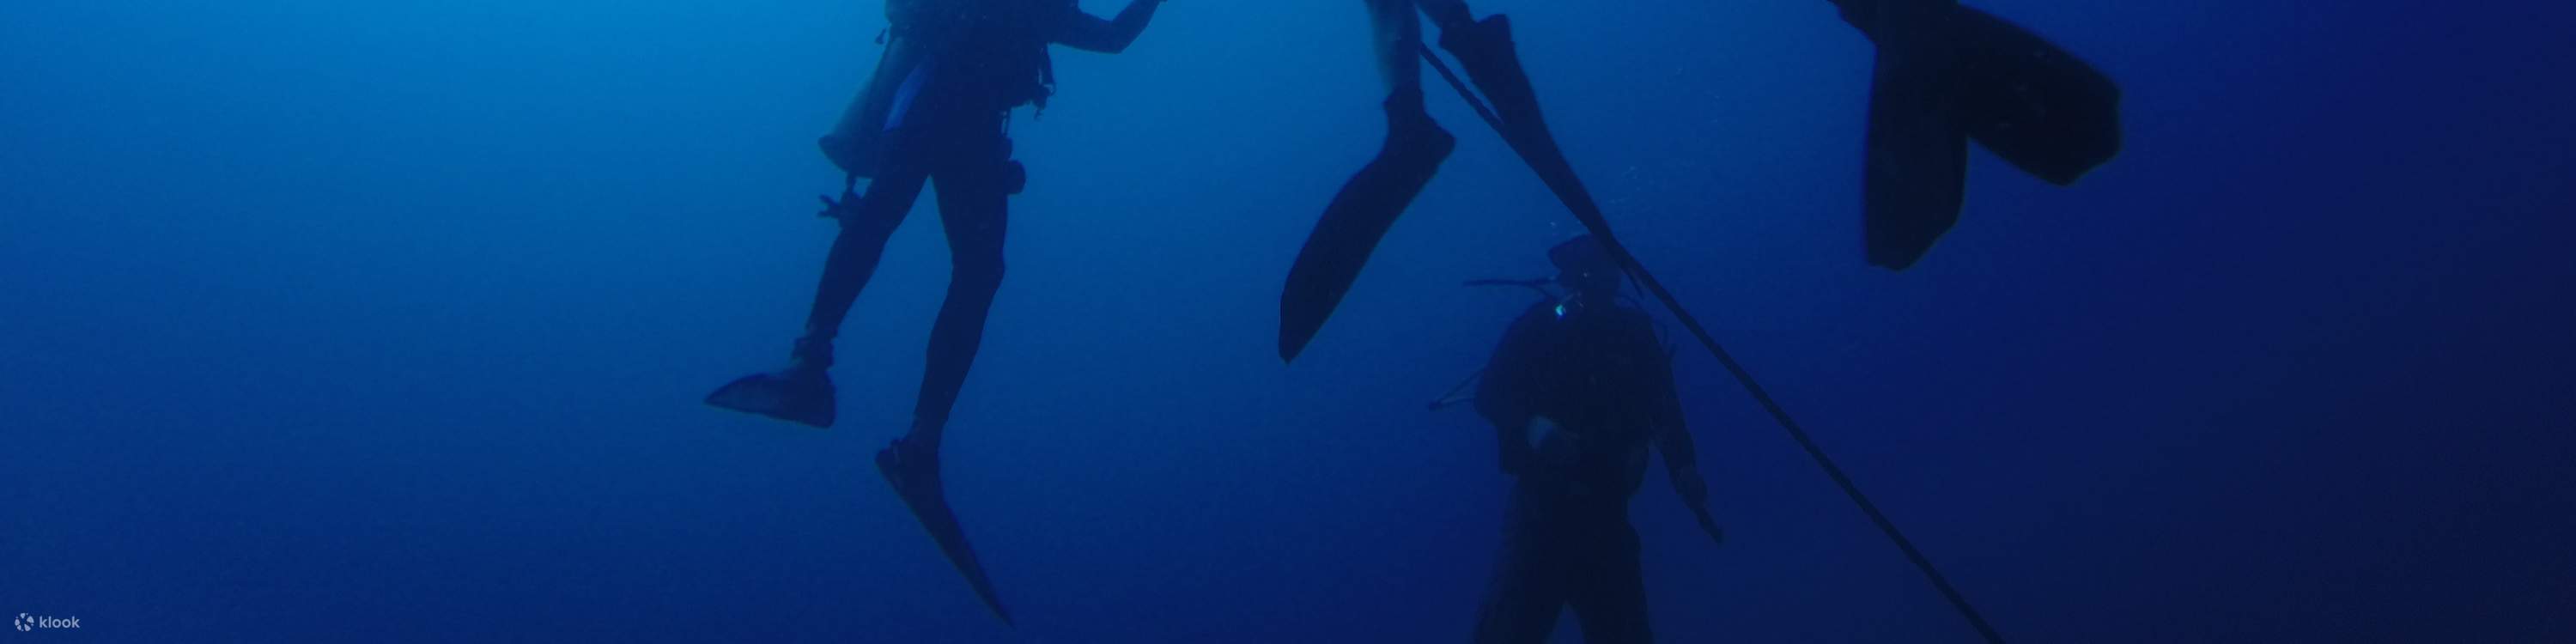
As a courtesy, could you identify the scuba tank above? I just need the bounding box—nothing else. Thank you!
[818,28,932,179]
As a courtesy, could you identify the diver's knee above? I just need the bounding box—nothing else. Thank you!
[953,257,1005,289]
[833,206,902,237]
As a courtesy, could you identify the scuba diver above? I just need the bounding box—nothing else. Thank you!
[706,0,1169,625]
[1296,3,2116,641]
[1468,235,1716,644]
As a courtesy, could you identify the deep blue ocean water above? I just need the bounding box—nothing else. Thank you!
[5,1,2572,641]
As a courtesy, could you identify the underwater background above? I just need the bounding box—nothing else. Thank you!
[4,0,2572,641]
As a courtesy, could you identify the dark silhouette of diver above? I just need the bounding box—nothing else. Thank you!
[1294,3,2117,641]
[706,0,1168,625]
[1469,235,1715,644]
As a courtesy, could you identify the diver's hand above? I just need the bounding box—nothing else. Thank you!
[1671,466,1708,507]
[1524,416,1558,451]
[1673,466,1721,546]
[1528,416,1582,468]
[1691,504,1726,546]
[817,189,859,220]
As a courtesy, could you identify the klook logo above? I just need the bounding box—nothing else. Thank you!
[12,614,77,631]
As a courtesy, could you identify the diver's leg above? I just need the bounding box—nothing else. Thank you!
[1368,0,1478,82]
[1472,496,1566,644]
[1364,0,1425,94]
[796,164,933,371]
[1355,0,1450,174]
[902,133,1012,453]
[1566,520,1654,644]
[1417,0,1474,31]
[869,143,1017,624]
[706,158,930,428]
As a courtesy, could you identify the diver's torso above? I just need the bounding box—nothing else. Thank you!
[890,0,1067,116]
[1506,299,1667,501]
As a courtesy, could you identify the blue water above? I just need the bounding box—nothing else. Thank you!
[6,1,2572,641]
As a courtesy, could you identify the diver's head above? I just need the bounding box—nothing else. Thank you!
[1548,235,1623,300]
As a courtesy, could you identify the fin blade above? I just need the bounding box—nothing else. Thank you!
[877,449,1014,626]
[1862,43,1971,270]
[1947,5,2122,185]
[1279,114,1454,362]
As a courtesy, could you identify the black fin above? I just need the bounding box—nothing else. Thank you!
[1947,4,2122,185]
[876,445,1013,626]
[705,371,835,428]
[1278,94,1455,361]
[1862,33,1970,270]
[1845,0,2122,268]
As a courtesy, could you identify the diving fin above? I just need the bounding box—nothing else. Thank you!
[876,440,1014,626]
[1945,4,2121,185]
[1279,90,1455,362]
[1844,0,2122,268]
[1860,2,1970,270]
[705,369,836,428]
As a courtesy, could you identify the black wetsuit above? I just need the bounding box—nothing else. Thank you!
[797,0,1161,431]
[1472,296,1689,644]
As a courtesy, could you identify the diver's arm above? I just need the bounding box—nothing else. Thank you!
[1648,340,1707,507]
[1660,422,1707,507]
[1475,307,1548,475]
[1663,407,1722,544]
[1054,0,1165,54]
[1654,380,1698,477]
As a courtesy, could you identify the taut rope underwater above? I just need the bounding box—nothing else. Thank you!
[1420,44,2011,644]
